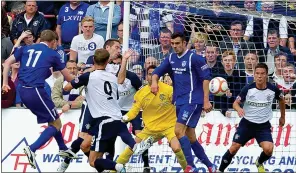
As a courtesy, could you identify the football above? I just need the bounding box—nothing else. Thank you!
[209,77,229,96]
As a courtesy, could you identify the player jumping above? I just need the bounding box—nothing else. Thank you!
[151,32,217,172]
[218,63,285,173]
[2,30,78,169]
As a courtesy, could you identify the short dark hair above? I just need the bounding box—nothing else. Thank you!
[103,39,120,49]
[171,32,186,41]
[230,20,244,30]
[267,30,280,38]
[93,49,110,65]
[274,51,288,60]
[146,65,157,73]
[67,60,76,64]
[255,63,268,74]
[160,28,172,35]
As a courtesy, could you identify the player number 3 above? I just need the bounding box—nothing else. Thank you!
[26,49,42,67]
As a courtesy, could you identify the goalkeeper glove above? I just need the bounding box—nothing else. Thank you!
[121,115,129,122]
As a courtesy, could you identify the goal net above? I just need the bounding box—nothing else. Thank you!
[124,1,296,172]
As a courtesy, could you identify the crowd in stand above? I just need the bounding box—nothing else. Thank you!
[1,0,296,115]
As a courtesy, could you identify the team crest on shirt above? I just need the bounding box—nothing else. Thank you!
[266,94,272,102]
[77,11,84,15]
[159,93,165,101]
[88,42,97,51]
[235,134,240,140]
[182,61,187,67]
[33,21,39,26]
[85,123,90,130]
[236,96,241,101]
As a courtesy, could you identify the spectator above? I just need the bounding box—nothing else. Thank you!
[70,16,104,63]
[205,42,222,76]
[154,28,174,61]
[219,20,255,70]
[271,52,288,85]
[85,0,121,40]
[244,1,289,49]
[117,21,141,65]
[11,29,35,55]
[77,62,86,75]
[276,63,296,93]
[162,73,173,86]
[188,28,208,57]
[213,50,246,117]
[52,60,84,112]
[244,0,256,11]
[243,51,258,84]
[1,65,16,108]
[258,30,293,75]
[10,0,48,44]
[144,56,158,71]
[56,0,89,49]
[132,64,144,81]
[1,7,13,62]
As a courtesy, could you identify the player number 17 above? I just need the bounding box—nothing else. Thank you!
[26,49,42,67]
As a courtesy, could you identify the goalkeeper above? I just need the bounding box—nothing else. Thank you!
[118,65,187,171]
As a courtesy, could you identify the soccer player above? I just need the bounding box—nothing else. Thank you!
[2,30,78,169]
[63,49,150,172]
[151,32,217,172]
[218,63,286,173]
[117,65,187,171]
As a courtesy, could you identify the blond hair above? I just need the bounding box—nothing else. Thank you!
[192,32,208,44]
[81,16,94,25]
[222,50,237,61]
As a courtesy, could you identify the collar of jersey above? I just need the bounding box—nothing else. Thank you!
[177,49,189,59]
[40,42,49,47]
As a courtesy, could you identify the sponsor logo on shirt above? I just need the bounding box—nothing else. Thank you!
[246,100,272,107]
[88,42,97,51]
[33,21,39,26]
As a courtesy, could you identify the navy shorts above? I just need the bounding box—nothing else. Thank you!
[90,116,135,152]
[176,104,203,128]
[79,101,95,133]
[233,118,273,146]
[20,86,59,124]
[121,110,143,132]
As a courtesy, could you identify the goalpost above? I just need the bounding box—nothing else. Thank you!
[118,1,296,172]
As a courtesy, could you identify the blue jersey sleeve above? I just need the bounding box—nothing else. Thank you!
[71,72,90,89]
[52,52,66,72]
[236,85,249,103]
[13,46,24,62]
[152,55,171,77]
[127,71,142,91]
[192,54,211,81]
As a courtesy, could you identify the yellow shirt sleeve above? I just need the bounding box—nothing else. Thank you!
[126,92,142,121]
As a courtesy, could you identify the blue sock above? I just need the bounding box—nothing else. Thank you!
[30,125,57,152]
[179,136,194,167]
[94,158,116,172]
[191,140,212,168]
[54,131,68,151]
[64,137,84,164]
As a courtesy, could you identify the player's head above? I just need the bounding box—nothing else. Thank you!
[205,42,219,63]
[23,28,34,45]
[103,39,121,60]
[146,65,157,85]
[254,63,268,85]
[40,30,58,49]
[221,50,236,72]
[93,48,110,67]
[66,60,78,76]
[81,16,95,37]
[171,32,187,56]
[244,51,258,71]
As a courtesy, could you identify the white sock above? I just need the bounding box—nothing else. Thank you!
[115,164,123,171]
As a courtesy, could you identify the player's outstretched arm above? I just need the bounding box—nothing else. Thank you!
[233,100,245,117]
[118,49,133,84]
[2,55,16,92]
[279,97,286,127]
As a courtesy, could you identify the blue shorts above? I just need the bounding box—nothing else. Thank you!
[90,116,135,152]
[79,101,95,133]
[176,104,203,128]
[121,110,143,133]
[233,118,273,146]
[20,86,59,124]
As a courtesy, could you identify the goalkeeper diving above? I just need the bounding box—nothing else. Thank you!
[118,65,187,171]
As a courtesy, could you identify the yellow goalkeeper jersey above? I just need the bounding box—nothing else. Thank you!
[126,82,176,132]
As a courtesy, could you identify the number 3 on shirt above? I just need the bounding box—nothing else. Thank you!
[26,49,42,67]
